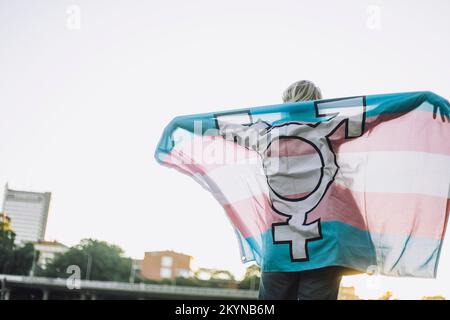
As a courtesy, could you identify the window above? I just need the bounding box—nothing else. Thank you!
[161,256,173,267]
[160,267,172,279]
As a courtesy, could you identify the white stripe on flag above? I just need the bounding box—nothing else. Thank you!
[336,151,450,198]
[202,151,450,205]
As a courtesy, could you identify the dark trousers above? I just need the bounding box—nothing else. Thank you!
[258,267,343,300]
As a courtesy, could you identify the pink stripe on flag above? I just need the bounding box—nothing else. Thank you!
[262,111,450,157]
[333,111,450,155]
[220,183,449,240]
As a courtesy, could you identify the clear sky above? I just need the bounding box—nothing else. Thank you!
[0,0,449,299]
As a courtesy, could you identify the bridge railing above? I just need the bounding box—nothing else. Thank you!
[0,274,258,300]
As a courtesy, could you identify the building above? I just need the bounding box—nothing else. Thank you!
[32,240,68,269]
[2,184,51,244]
[132,259,143,273]
[129,259,143,283]
[140,250,192,281]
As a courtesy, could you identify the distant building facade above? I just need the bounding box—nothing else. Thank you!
[2,184,51,244]
[140,250,192,281]
[32,240,68,268]
[129,259,143,283]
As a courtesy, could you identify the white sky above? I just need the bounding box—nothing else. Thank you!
[0,0,449,299]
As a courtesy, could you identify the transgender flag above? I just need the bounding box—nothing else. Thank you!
[155,91,450,278]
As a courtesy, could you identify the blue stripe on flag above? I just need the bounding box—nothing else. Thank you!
[241,221,441,278]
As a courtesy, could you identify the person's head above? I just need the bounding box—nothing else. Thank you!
[282,80,322,103]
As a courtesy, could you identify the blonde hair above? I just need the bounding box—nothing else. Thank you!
[282,80,322,102]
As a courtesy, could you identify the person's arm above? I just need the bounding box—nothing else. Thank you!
[376,91,449,122]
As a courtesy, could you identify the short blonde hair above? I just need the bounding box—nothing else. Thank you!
[282,80,322,102]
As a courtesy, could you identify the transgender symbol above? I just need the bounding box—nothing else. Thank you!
[217,97,366,262]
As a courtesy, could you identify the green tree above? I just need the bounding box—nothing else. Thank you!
[422,295,446,300]
[12,243,35,274]
[0,221,35,275]
[175,268,238,288]
[238,264,260,290]
[193,268,236,281]
[379,291,393,300]
[210,269,235,281]
[0,220,15,274]
[39,238,132,282]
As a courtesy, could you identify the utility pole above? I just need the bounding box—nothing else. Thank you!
[250,275,256,290]
[0,278,6,300]
[129,261,136,284]
[86,254,92,281]
[29,248,37,277]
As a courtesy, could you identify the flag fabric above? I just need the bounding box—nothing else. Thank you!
[155,91,450,278]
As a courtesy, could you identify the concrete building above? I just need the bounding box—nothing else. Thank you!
[2,184,51,244]
[140,250,192,281]
[129,259,143,283]
[32,240,68,269]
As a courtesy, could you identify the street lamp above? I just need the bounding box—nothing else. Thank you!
[129,262,137,284]
[85,253,92,281]
[81,252,92,281]
[29,247,38,277]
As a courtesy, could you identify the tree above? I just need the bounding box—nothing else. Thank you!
[193,268,235,281]
[238,264,261,290]
[0,220,15,274]
[174,268,238,288]
[0,220,35,275]
[39,238,132,282]
[12,243,35,275]
[422,295,446,300]
[378,291,393,300]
